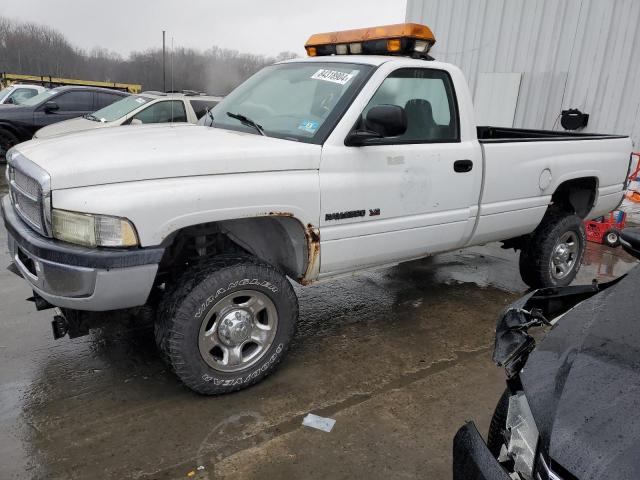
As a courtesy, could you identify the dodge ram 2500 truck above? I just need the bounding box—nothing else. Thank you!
[1,24,633,394]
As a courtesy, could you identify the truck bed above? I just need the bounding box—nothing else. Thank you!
[477,126,628,143]
[469,129,632,246]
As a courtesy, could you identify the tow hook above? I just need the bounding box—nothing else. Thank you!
[51,309,69,340]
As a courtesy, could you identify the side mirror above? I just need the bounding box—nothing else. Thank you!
[130,118,143,125]
[43,101,59,113]
[365,104,407,137]
[345,129,383,147]
[345,104,407,147]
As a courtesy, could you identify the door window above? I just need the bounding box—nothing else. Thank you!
[363,68,459,143]
[54,91,94,111]
[96,92,125,109]
[7,88,39,104]
[133,100,188,123]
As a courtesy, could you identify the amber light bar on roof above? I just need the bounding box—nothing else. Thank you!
[305,23,436,59]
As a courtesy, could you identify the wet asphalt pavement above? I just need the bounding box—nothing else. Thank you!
[1,164,638,479]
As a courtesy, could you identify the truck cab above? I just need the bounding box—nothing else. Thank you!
[2,23,632,395]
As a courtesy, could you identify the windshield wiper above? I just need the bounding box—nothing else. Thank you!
[226,112,267,136]
[83,113,100,122]
[205,107,214,124]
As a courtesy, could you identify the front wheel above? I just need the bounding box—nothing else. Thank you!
[487,389,510,458]
[519,212,586,289]
[155,255,298,395]
[0,128,18,163]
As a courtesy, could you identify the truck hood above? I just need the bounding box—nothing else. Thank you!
[14,124,321,190]
[34,116,111,139]
[521,266,640,479]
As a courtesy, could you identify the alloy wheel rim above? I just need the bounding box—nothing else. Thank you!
[550,231,579,280]
[197,289,278,372]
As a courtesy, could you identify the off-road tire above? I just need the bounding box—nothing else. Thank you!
[0,128,18,163]
[519,212,586,289]
[155,254,298,395]
[487,388,510,458]
[603,229,620,248]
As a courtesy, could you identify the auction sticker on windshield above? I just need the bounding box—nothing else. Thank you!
[311,69,355,85]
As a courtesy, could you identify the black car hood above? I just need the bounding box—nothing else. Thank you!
[521,266,640,479]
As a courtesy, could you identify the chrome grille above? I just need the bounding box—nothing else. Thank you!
[7,154,51,237]
[536,454,563,480]
[13,168,41,198]
[11,185,43,231]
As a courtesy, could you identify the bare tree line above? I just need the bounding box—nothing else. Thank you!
[0,16,298,94]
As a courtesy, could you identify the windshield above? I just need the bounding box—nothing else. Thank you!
[20,89,56,106]
[208,62,373,143]
[89,95,153,122]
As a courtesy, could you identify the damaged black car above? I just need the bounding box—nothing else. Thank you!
[453,228,640,480]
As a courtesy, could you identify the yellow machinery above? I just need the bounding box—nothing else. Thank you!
[0,73,141,93]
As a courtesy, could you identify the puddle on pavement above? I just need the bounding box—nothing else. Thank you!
[0,212,637,478]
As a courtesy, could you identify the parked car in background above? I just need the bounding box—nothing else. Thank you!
[453,228,640,480]
[0,86,128,162]
[0,84,47,105]
[34,92,222,139]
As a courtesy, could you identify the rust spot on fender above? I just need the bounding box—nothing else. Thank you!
[300,223,320,285]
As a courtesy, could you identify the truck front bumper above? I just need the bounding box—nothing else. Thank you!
[2,195,164,311]
[453,422,511,480]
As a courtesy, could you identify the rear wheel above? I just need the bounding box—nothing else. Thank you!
[603,229,620,248]
[155,255,298,395]
[519,212,586,288]
[0,128,18,163]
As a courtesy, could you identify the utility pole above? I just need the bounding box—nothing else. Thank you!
[162,30,166,92]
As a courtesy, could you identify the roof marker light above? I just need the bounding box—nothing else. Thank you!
[387,38,402,52]
[349,42,362,54]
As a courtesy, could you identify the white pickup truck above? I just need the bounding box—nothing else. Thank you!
[2,24,632,394]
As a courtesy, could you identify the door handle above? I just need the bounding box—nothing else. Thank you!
[453,159,473,173]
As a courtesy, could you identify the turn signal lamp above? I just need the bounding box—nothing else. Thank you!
[305,23,436,59]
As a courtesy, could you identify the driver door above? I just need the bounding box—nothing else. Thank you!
[319,66,482,275]
[33,90,95,131]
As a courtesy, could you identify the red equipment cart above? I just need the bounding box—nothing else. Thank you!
[585,152,639,247]
[584,211,626,247]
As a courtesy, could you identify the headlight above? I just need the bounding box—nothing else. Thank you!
[52,209,138,247]
[505,392,539,480]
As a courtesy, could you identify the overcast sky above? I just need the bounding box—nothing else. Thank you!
[2,0,408,57]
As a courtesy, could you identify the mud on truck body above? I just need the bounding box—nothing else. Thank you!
[2,24,633,394]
